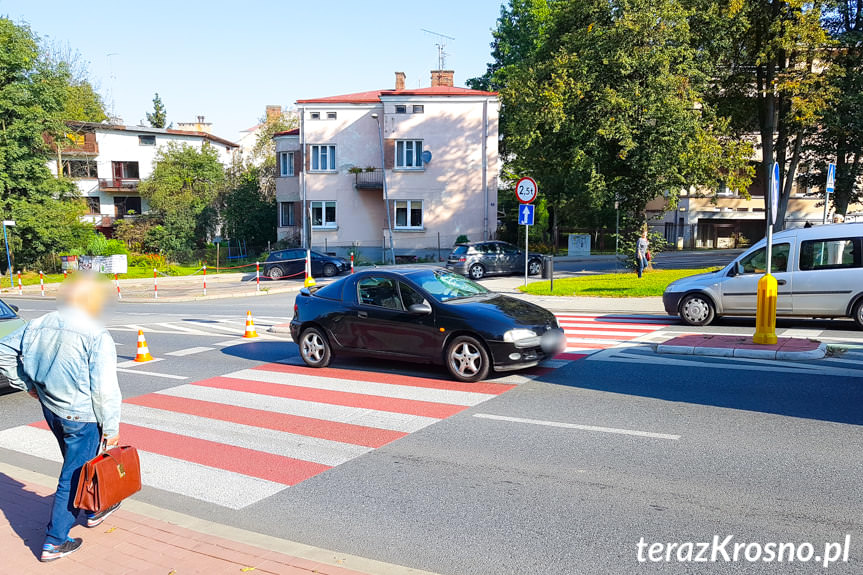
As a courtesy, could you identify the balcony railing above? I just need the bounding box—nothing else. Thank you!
[354,169,383,190]
[99,178,139,191]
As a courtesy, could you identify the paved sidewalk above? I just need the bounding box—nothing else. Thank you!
[656,333,827,360]
[0,465,435,575]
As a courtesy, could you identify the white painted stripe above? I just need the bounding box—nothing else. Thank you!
[563,329,654,337]
[0,426,285,509]
[117,358,164,368]
[116,368,187,380]
[225,368,496,406]
[566,347,604,352]
[166,346,214,357]
[556,316,673,325]
[155,322,213,335]
[473,413,681,440]
[200,321,247,333]
[567,337,632,345]
[121,404,369,466]
[157,385,439,433]
[780,329,824,338]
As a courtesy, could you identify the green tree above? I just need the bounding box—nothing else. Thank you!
[692,0,833,229]
[138,142,226,258]
[0,18,97,268]
[222,166,277,250]
[500,0,753,237]
[146,92,167,128]
[248,108,298,198]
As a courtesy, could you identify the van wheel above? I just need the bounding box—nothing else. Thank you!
[679,294,715,326]
[853,300,863,330]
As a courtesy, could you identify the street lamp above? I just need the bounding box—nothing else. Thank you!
[371,113,395,265]
[614,199,620,272]
[2,220,14,289]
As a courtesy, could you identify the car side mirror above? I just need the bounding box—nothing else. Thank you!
[408,303,432,315]
[730,262,744,276]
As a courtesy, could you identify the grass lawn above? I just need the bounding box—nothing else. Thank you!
[520,267,719,297]
[3,265,220,287]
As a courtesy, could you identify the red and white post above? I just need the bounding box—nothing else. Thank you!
[256,262,260,292]
[39,271,44,297]
[115,273,122,300]
[63,269,67,280]
[153,268,158,299]
[350,253,354,274]
[203,264,207,296]
[17,271,22,295]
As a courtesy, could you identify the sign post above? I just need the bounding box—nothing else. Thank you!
[2,220,15,290]
[515,177,538,286]
[823,162,836,224]
[753,162,779,345]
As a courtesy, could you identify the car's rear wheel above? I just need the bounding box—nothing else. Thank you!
[299,327,332,368]
[853,299,863,330]
[445,335,490,383]
[469,263,485,280]
[528,259,542,276]
[268,266,285,280]
[322,263,338,277]
[679,293,715,326]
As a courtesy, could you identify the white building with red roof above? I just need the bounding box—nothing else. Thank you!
[274,70,499,261]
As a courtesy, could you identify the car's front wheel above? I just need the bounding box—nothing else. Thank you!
[322,263,338,277]
[445,335,490,383]
[528,258,542,276]
[679,293,715,326]
[267,266,285,280]
[469,263,485,280]
[299,327,332,368]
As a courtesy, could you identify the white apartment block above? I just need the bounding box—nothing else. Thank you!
[274,70,500,259]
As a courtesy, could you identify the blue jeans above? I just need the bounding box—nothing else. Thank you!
[636,255,648,278]
[41,404,101,545]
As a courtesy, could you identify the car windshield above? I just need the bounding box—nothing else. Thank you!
[419,270,490,302]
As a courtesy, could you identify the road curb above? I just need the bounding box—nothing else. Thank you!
[656,335,827,361]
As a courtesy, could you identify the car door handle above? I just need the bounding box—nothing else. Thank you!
[358,311,368,318]
[777,280,787,286]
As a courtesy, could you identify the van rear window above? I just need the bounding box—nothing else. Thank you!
[799,237,862,271]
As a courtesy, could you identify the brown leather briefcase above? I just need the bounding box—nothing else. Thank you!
[74,446,142,513]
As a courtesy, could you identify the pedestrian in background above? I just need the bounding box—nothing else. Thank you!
[0,275,122,562]
[635,229,650,278]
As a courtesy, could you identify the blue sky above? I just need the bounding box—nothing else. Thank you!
[1,0,502,139]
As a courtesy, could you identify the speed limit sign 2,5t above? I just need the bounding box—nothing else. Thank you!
[515,177,538,204]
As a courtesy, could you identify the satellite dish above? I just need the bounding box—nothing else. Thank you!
[422,150,432,164]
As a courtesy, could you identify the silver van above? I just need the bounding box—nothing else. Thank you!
[663,222,863,328]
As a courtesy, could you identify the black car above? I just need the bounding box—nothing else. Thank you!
[290,267,565,382]
[264,249,349,280]
[446,241,544,280]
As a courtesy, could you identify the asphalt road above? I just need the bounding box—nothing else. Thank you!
[1,294,862,574]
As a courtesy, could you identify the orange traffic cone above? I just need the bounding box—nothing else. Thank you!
[243,311,259,338]
[134,330,154,362]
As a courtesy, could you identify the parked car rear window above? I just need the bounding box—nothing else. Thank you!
[451,245,468,256]
[799,237,861,271]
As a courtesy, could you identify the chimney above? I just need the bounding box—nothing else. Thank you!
[430,70,454,88]
[395,72,406,91]
[265,105,281,122]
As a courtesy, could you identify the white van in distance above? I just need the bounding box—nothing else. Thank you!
[663,222,863,328]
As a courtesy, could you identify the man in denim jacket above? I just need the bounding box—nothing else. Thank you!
[0,276,122,562]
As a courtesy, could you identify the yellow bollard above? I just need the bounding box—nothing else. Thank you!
[752,273,778,344]
[304,275,317,288]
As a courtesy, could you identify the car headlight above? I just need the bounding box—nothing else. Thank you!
[503,329,541,348]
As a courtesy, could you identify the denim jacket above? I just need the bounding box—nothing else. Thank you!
[0,307,121,437]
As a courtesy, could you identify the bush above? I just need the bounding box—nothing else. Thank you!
[85,234,129,257]
[455,235,469,245]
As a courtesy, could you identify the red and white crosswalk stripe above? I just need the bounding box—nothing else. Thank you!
[0,362,515,509]
[555,314,675,355]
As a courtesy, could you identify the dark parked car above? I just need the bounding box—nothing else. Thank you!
[446,241,544,280]
[290,268,565,382]
[0,299,26,393]
[264,249,349,280]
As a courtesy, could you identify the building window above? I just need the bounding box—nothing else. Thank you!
[85,197,101,214]
[395,140,423,169]
[279,151,294,177]
[138,135,156,146]
[412,105,424,114]
[111,161,140,179]
[279,202,295,227]
[310,112,321,120]
[310,200,337,228]
[395,105,407,114]
[62,159,97,178]
[310,145,336,172]
[326,112,337,120]
[114,196,142,218]
[394,200,423,229]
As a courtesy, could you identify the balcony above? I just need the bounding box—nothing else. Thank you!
[354,169,384,190]
[99,178,139,191]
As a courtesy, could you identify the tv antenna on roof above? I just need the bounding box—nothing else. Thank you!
[421,29,455,69]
